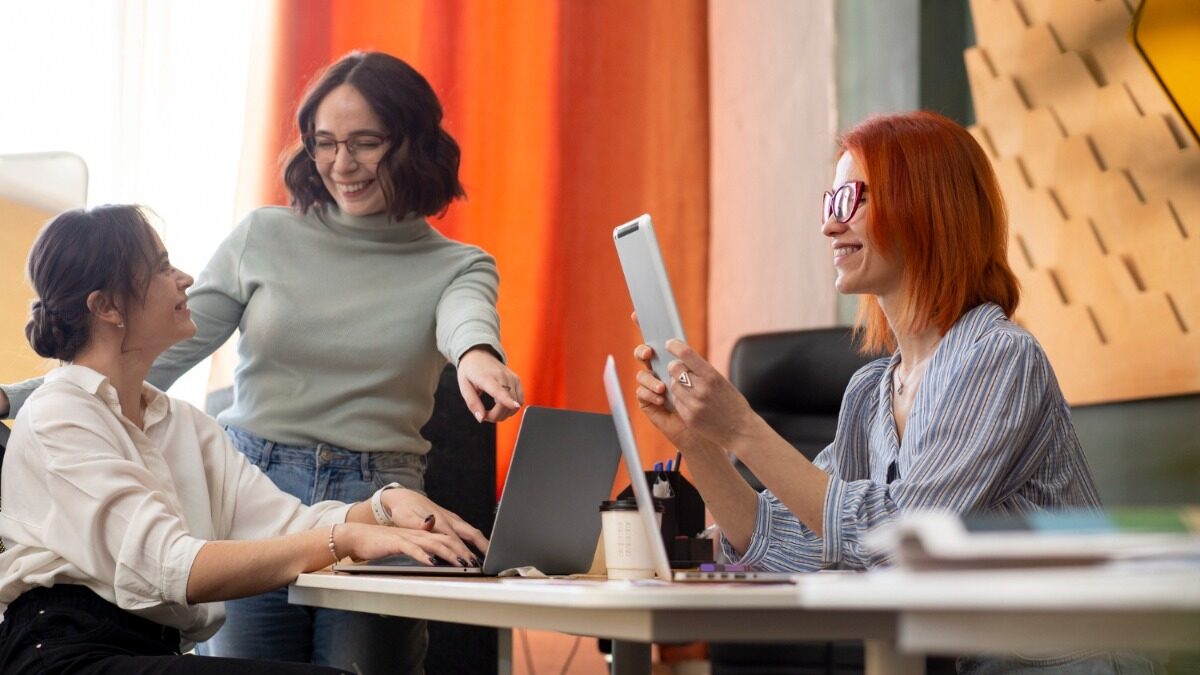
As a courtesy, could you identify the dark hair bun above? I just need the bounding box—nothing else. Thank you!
[25,300,87,361]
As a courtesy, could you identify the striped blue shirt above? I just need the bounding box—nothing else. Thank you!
[727,303,1102,571]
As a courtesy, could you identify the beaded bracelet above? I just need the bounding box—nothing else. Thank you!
[327,523,340,566]
[370,482,403,526]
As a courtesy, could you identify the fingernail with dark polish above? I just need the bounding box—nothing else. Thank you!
[428,555,439,565]
[424,514,435,524]
[457,557,469,566]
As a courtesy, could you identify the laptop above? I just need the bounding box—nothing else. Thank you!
[335,406,621,576]
[601,356,797,584]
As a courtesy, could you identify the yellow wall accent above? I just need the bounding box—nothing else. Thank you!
[967,0,1200,404]
[0,198,54,383]
[1133,0,1200,144]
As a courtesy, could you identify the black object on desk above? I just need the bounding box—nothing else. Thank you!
[617,469,714,567]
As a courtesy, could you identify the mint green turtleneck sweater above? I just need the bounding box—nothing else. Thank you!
[4,205,505,455]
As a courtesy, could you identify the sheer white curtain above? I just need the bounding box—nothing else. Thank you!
[0,0,265,406]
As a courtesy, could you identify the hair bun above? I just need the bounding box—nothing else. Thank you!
[26,299,78,361]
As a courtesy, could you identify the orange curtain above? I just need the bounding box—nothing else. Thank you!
[255,0,709,495]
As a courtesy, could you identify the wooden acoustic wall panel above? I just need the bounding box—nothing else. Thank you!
[967,0,1200,404]
[0,198,55,385]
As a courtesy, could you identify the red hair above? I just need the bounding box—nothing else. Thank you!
[839,111,1019,354]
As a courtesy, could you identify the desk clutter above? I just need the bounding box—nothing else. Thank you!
[616,470,715,569]
[867,507,1200,571]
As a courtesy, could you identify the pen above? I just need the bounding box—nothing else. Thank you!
[673,451,682,473]
[665,459,673,473]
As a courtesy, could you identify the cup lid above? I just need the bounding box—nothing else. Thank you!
[600,498,663,512]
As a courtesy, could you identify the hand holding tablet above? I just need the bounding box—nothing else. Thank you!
[613,214,688,409]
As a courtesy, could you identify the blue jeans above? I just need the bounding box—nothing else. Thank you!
[958,651,1165,675]
[197,427,429,675]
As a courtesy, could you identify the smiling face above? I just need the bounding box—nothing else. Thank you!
[822,151,904,302]
[123,230,196,354]
[313,84,392,217]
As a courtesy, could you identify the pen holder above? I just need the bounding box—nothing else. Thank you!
[617,471,713,567]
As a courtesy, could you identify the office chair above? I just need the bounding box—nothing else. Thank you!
[206,364,499,674]
[726,327,871,487]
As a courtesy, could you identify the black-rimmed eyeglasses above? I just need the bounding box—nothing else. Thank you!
[304,134,391,165]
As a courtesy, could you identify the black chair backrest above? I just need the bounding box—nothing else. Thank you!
[419,365,497,537]
[728,327,873,487]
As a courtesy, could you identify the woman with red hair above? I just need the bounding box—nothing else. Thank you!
[634,111,1157,672]
[635,110,1101,568]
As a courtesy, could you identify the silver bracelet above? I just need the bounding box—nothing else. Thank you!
[327,523,340,566]
[370,482,404,526]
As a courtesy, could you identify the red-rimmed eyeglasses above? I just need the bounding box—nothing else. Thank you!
[822,181,868,223]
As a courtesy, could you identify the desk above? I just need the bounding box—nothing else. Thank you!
[290,566,1200,675]
[289,572,902,675]
[801,566,1200,656]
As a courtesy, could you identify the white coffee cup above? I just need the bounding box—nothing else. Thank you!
[599,499,663,580]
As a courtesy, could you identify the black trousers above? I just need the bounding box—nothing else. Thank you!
[0,585,351,675]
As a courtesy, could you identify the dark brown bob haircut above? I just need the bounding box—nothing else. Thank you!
[282,51,466,219]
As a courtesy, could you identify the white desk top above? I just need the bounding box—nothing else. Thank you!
[291,565,1200,654]
[294,571,808,609]
[799,564,1200,611]
[290,571,897,644]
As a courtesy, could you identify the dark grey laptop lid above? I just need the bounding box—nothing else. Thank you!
[482,406,620,575]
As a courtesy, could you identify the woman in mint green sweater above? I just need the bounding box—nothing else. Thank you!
[2,51,522,675]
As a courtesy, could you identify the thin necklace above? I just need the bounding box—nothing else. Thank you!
[893,357,930,396]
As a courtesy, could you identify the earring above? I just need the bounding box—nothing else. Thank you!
[118,319,125,328]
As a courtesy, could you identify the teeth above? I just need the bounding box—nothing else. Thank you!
[339,181,369,193]
[833,245,861,258]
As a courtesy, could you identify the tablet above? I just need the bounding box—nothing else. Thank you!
[613,214,687,409]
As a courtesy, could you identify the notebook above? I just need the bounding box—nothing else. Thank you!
[602,356,798,583]
[335,406,621,576]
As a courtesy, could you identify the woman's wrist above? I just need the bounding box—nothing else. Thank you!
[370,482,404,526]
[724,413,775,463]
[460,344,502,364]
[327,523,341,566]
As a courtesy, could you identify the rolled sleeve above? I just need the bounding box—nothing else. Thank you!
[721,490,837,572]
[116,531,206,610]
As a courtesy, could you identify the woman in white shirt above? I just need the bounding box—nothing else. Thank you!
[0,204,486,674]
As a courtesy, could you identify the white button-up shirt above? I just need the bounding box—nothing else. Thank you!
[0,365,350,642]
